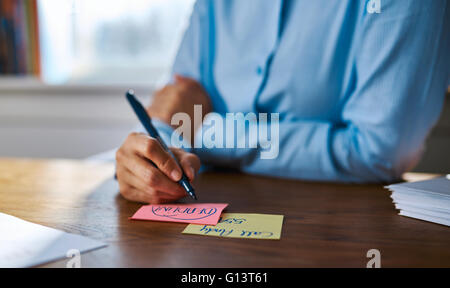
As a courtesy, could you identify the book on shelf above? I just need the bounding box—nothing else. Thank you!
[0,0,40,76]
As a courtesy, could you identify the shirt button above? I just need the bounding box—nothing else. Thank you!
[256,66,263,75]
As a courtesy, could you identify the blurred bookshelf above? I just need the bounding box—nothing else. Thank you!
[0,0,40,77]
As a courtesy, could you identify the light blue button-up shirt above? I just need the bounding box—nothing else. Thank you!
[153,0,450,183]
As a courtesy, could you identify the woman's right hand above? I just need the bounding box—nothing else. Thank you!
[115,132,201,204]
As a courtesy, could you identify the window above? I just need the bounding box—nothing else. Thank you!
[38,0,195,86]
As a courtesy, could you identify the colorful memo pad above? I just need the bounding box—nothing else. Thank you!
[130,203,228,225]
[182,213,284,240]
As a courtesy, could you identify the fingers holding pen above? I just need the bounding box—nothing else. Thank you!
[116,132,201,204]
[170,148,201,182]
[132,133,183,182]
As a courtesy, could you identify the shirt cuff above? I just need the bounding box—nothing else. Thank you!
[192,113,255,167]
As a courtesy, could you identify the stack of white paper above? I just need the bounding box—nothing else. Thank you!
[386,175,450,227]
[0,212,106,268]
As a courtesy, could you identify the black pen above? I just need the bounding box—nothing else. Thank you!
[125,89,197,200]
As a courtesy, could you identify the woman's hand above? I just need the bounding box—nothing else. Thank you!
[116,132,201,204]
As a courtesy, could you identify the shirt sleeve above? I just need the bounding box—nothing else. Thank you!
[195,0,450,183]
[170,0,207,82]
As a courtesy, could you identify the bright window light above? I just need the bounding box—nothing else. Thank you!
[38,0,195,86]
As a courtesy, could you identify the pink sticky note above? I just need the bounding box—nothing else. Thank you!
[130,203,228,225]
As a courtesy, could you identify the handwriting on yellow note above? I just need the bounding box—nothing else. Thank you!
[182,213,284,240]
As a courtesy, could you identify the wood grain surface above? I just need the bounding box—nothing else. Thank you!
[0,158,449,267]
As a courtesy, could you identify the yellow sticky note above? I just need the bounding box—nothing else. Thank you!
[182,213,284,240]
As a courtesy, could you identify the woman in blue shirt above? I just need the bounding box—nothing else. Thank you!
[115,0,450,204]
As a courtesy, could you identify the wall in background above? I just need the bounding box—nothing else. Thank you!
[0,81,152,159]
[414,92,450,173]
[0,84,449,173]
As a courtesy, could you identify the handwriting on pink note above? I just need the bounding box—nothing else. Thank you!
[130,203,229,225]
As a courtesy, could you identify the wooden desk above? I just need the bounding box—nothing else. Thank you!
[0,158,449,267]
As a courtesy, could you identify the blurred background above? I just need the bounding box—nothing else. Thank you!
[0,0,449,173]
[0,0,194,159]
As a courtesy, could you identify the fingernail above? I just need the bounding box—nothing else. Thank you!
[171,170,181,181]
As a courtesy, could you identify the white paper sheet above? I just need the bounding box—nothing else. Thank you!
[395,203,450,220]
[0,212,106,268]
[387,176,450,197]
[386,176,450,227]
[399,210,450,227]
